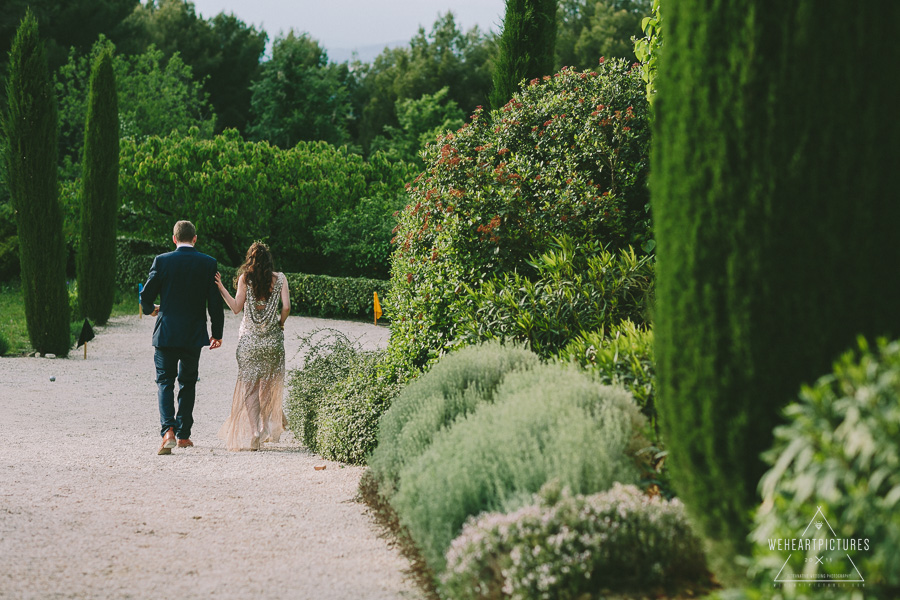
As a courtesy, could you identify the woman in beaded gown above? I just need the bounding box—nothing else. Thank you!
[214,242,291,451]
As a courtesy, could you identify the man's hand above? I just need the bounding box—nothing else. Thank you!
[209,337,222,349]
[151,304,160,317]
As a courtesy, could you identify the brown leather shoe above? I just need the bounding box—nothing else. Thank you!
[177,439,193,448]
[158,428,176,455]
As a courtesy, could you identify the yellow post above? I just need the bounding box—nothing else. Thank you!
[84,343,87,360]
[373,291,382,325]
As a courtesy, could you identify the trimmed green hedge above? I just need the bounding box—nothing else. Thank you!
[116,237,389,321]
[284,272,390,320]
[116,237,167,293]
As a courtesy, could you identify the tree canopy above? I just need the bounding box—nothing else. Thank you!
[369,87,465,165]
[352,13,496,152]
[248,32,352,149]
[114,0,266,134]
[56,37,215,175]
[556,0,649,69]
[0,0,138,70]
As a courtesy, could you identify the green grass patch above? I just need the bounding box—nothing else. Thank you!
[0,282,139,356]
[0,282,31,356]
[110,288,143,318]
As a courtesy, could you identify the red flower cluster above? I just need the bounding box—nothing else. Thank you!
[476,215,502,243]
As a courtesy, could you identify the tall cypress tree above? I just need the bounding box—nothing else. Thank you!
[652,0,900,576]
[2,10,70,355]
[490,0,558,110]
[77,47,119,325]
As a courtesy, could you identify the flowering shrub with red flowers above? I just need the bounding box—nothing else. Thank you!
[386,58,651,372]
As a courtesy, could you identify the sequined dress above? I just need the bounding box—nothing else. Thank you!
[218,273,288,450]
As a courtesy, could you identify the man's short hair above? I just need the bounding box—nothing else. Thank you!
[173,220,196,242]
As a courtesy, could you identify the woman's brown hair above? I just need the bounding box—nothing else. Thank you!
[236,241,275,301]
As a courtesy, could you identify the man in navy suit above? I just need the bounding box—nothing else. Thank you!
[140,220,224,455]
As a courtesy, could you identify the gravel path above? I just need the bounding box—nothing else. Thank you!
[0,312,419,600]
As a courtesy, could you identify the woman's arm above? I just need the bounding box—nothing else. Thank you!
[279,273,291,329]
[215,272,247,315]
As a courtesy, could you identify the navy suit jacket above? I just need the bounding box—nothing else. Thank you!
[140,246,224,347]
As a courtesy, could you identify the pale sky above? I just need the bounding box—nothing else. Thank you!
[189,0,506,59]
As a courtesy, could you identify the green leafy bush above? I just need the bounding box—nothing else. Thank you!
[313,354,402,464]
[286,329,362,452]
[456,236,653,359]
[369,342,540,498]
[442,482,708,599]
[0,330,8,356]
[286,329,401,464]
[633,0,663,104]
[0,283,32,355]
[387,58,651,372]
[67,280,80,321]
[391,362,646,575]
[750,338,900,597]
[559,319,655,429]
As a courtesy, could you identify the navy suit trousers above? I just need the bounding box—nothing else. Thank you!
[154,346,202,439]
